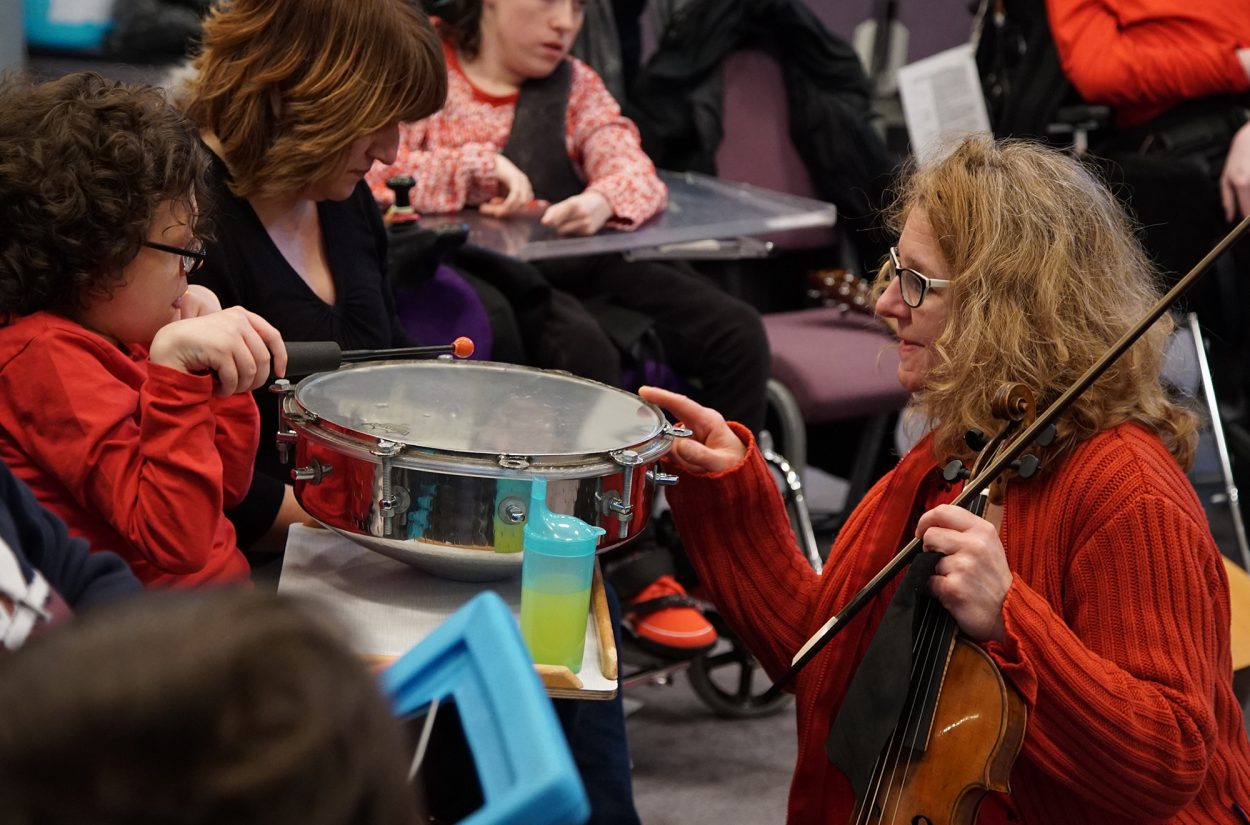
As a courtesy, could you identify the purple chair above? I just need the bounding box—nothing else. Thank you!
[393,264,494,361]
[762,307,910,519]
[715,49,839,251]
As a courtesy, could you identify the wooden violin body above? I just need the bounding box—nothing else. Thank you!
[852,383,1035,825]
[852,637,1026,825]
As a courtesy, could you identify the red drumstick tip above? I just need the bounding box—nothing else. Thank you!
[452,336,475,359]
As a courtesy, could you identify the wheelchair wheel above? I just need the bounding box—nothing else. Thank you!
[686,633,791,719]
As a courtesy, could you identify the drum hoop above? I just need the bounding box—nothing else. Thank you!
[287,403,673,480]
[284,361,673,475]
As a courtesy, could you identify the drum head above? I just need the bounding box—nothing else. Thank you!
[293,361,666,457]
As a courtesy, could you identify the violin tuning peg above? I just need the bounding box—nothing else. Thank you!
[964,428,989,451]
[941,459,970,483]
[1013,454,1040,479]
[1037,423,1058,447]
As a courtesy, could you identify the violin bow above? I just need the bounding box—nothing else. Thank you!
[759,211,1250,703]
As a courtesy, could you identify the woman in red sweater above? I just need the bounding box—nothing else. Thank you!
[643,136,1250,824]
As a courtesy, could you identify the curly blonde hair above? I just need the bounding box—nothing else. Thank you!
[877,137,1196,469]
[181,0,447,201]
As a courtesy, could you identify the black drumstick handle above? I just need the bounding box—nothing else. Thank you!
[282,341,343,377]
[278,337,475,378]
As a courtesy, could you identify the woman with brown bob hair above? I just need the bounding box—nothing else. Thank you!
[641,136,1250,824]
[0,588,417,825]
[179,0,448,552]
[182,0,446,202]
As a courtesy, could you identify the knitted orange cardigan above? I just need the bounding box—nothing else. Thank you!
[666,421,1250,824]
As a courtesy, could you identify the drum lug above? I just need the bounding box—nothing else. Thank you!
[272,378,309,466]
[663,423,694,438]
[275,430,298,465]
[498,454,531,470]
[371,440,405,537]
[291,459,332,484]
[606,450,644,539]
[598,491,635,522]
[497,497,528,525]
[380,486,411,519]
[610,449,644,467]
[646,469,680,487]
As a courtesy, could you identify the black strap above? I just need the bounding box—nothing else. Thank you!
[625,594,706,617]
[825,551,940,804]
[502,59,585,203]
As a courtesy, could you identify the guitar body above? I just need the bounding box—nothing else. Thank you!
[853,638,1027,825]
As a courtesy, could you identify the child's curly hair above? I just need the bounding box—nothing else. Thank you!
[0,72,212,320]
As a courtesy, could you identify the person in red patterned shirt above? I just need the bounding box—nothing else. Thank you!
[369,0,774,667]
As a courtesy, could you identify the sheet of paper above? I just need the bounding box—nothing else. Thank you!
[897,44,992,164]
[49,0,114,24]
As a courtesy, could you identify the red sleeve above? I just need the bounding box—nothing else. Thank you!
[207,392,260,509]
[663,423,832,679]
[987,494,1223,819]
[0,334,234,577]
[567,59,668,228]
[1046,0,1250,121]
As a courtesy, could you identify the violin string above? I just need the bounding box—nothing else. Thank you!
[860,478,998,821]
[863,591,939,823]
[885,590,951,824]
[853,589,934,824]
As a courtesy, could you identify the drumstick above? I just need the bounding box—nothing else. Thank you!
[281,337,474,378]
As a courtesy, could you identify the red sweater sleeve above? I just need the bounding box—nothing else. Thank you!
[207,392,260,509]
[988,453,1229,819]
[0,334,235,577]
[663,423,847,680]
[1046,0,1250,125]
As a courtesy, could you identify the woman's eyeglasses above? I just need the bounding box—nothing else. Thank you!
[888,246,950,308]
[142,238,207,275]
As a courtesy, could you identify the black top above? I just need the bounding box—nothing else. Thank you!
[193,151,415,541]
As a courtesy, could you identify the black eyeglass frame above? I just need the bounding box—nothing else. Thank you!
[141,239,207,275]
[888,246,951,308]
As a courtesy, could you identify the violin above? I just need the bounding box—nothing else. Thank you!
[851,385,1044,825]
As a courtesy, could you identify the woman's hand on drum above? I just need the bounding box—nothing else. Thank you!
[914,504,1012,644]
[638,386,747,474]
[149,306,288,397]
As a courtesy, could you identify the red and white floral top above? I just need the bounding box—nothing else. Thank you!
[367,41,667,229]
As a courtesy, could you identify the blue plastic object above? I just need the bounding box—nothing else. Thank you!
[24,0,114,51]
[520,478,604,672]
[382,591,590,825]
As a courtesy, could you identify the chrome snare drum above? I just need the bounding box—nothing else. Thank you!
[274,360,686,581]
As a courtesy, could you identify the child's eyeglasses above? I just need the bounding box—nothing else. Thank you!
[141,239,207,275]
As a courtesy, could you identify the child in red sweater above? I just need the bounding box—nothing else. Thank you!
[0,73,287,587]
